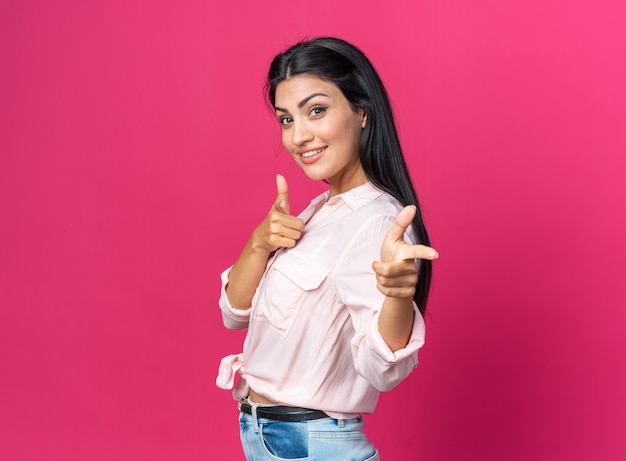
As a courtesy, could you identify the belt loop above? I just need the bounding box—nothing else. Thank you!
[337,419,345,428]
[249,398,260,433]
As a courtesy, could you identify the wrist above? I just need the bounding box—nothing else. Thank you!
[384,295,415,308]
[248,229,273,255]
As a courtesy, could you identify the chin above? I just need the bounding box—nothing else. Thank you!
[301,170,330,182]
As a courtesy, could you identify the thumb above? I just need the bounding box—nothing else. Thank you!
[385,205,416,243]
[274,174,290,214]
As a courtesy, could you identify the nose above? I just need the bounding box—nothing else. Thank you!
[291,120,314,146]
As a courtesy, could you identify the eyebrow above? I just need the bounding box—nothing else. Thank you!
[274,92,330,113]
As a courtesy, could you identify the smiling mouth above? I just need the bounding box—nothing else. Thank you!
[301,147,326,158]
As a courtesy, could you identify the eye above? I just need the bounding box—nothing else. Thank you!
[309,106,327,117]
[279,116,293,126]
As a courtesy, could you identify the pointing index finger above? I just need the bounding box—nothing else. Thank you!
[399,244,440,261]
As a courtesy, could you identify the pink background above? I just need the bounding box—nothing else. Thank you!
[1,1,625,459]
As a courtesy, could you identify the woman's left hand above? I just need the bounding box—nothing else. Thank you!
[372,205,439,299]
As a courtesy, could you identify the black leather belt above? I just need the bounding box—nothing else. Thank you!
[239,401,328,422]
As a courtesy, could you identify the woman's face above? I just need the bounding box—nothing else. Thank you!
[274,74,367,196]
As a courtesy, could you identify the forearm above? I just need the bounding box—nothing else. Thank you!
[225,238,272,310]
[352,293,421,391]
[377,296,415,352]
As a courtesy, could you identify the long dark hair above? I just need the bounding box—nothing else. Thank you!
[266,37,432,315]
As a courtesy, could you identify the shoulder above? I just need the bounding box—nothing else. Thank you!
[369,191,404,215]
[343,182,404,216]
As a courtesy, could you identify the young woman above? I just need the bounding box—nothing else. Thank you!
[216,37,438,460]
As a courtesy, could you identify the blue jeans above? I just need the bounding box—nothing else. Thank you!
[239,408,380,460]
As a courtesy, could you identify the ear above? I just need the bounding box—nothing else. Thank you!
[359,108,367,128]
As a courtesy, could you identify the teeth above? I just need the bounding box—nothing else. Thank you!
[302,148,324,158]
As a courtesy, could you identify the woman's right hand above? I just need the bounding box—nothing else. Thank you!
[251,174,305,253]
[225,175,304,310]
